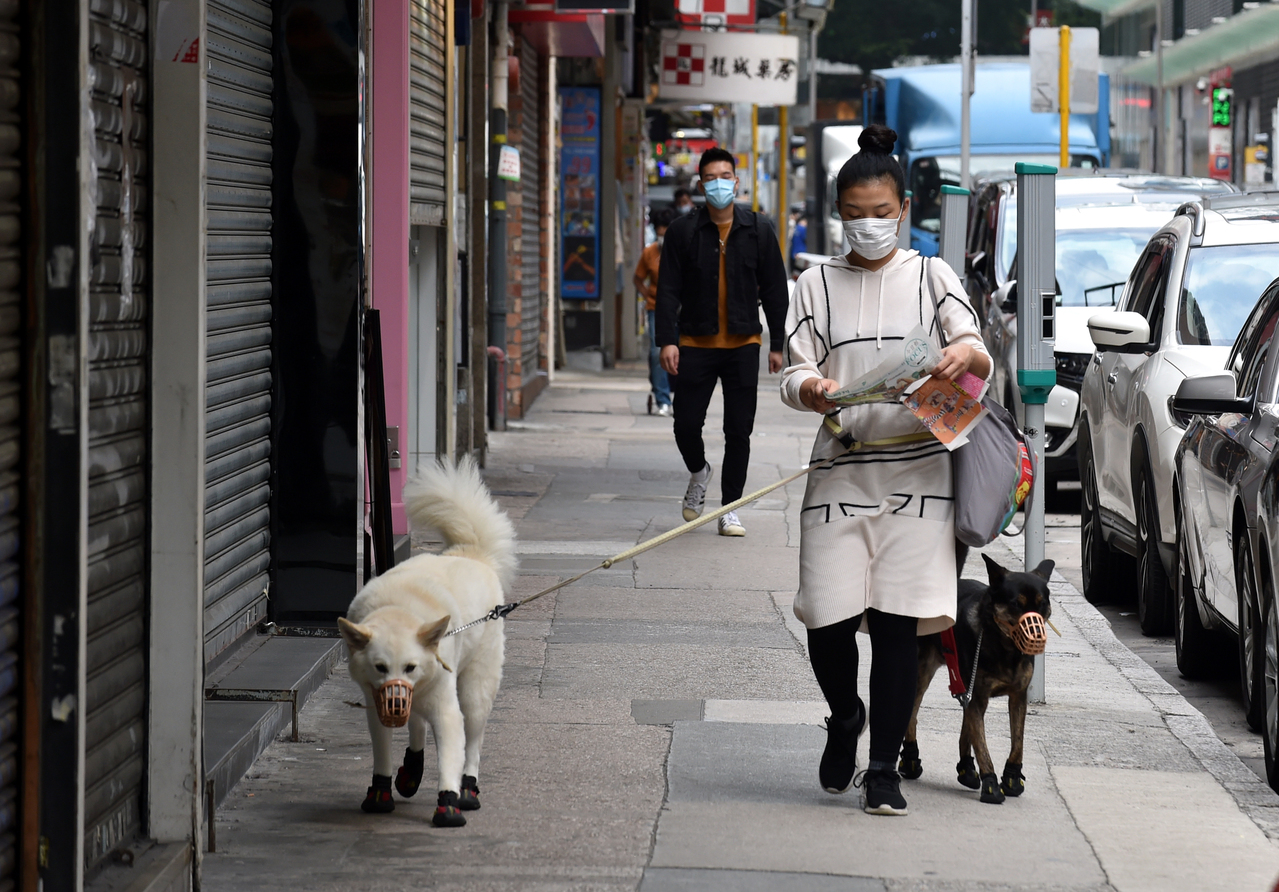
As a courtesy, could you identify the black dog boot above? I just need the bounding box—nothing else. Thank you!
[979,772,1006,804]
[395,747,425,798]
[433,790,467,827]
[1000,762,1025,797]
[361,774,395,813]
[956,756,981,790]
[458,774,481,811]
[898,740,923,780]
[819,700,866,794]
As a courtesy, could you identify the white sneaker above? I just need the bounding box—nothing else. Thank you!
[718,511,746,537]
[682,464,712,521]
[657,403,673,417]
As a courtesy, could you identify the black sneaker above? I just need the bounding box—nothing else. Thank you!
[856,768,908,816]
[819,699,865,794]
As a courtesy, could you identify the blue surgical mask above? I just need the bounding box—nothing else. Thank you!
[703,178,736,209]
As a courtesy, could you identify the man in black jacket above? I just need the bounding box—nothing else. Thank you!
[656,148,789,537]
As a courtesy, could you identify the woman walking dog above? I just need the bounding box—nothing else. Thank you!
[780,125,990,815]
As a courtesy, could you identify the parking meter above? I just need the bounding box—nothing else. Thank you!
[898,190,913,252]
[1014,161,1056,704]
[938,185,970,284]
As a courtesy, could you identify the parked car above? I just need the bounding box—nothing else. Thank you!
[1254,431,1279,791]
[1171,276,1279,734]
[1080,193,1279,637]
[967,172,1234,490]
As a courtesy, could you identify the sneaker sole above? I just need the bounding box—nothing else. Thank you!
[863,803,909,816]
[822,782,852,795]
[718,527,745,537]
[682,508,702,522]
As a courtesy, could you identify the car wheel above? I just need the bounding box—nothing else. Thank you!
[1136,471,1173,636]
[1236,534,1265,732]
[1176,506,1214,678]
[1263,591,1279,793]
[1080,435,1121,603]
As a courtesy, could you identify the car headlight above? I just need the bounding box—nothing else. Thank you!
[1054,352,1091,391]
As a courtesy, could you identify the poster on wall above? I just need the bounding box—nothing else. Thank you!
[560,87,602,300]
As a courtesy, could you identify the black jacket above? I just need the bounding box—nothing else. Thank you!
[654,205,789,352]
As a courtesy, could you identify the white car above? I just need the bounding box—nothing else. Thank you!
[1078,193,1279,635]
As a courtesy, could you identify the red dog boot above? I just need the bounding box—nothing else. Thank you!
[395,747,425,798]
[433,790,467,828]
[458,774,481,811]
[361,774,395,813]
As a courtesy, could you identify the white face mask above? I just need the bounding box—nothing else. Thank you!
[842,207,904,261]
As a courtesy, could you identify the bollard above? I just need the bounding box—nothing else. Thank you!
[938,185,970,286]
[1014,162,1057,705]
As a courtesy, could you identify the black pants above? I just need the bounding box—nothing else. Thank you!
[672,344,759,505]
[807,610,918,766]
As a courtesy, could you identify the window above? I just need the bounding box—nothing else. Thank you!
[1231,293,1279,401]
[1177,244,1279,347]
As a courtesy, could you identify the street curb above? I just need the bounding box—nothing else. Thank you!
[1045,568,1279,840]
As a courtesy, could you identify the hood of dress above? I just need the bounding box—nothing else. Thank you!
[822,248,920,274]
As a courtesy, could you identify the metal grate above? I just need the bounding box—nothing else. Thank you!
[519,39,542,383]
[409,0,447,224]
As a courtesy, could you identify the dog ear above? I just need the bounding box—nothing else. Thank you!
[1031,559,1055,581]
[981,553,1007,584]
[417,615,452,650]
[337,617,372,651]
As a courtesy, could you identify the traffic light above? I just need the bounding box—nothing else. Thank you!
[1211,87,1233,128]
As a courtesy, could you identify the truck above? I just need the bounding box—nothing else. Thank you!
[807,60,1110,257]
[803,122,863,256]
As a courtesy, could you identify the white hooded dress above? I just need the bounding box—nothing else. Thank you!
[780,250,989,635]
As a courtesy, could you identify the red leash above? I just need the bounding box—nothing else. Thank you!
[941,627,966,697]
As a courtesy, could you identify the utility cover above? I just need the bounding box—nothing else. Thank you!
[1029,27,1099,114]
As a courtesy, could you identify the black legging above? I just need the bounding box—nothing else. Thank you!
[807,609,918,766]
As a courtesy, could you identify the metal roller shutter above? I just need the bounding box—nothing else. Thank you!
[205,0,272,664]
[519,40,541,384]
[83,0,150,871]
[0,2,18,887]
[409,0,447,225]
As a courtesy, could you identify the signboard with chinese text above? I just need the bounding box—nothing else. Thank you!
[657,31,800,106]
[559,87,602,299]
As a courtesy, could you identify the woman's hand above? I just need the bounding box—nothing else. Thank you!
[930,344,976,382]
[800,377,841,414]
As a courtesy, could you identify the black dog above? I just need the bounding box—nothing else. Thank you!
[899,553,1054,804]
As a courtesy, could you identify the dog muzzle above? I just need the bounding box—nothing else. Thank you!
[997,612,1048,655]
[375,679,413,727]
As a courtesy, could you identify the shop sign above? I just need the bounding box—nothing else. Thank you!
[1209,127,1233,181]
[676,0,755,30]
[559,87,602,300]
[497,145,521,182]
[657,31,800,106]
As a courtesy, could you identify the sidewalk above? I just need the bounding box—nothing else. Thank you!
[202,362,1279,892]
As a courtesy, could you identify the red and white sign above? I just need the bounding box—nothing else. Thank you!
[657,30,800,105]
[676,0,754,29]
[662,42,707,87]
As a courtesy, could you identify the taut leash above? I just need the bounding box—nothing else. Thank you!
[444,420,934,637]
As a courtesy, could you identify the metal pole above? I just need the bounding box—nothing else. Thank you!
[779,12,789,253]
[960,0,973,189]
[751,104,760,212]
[1059,25,1071,169]
[487,1,509,431]
[1015,162,1057,704]
[809,28,818,128]
[1155,2,1164,173]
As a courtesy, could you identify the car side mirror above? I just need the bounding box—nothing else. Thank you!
[1088,311,1151,353]
[1173,372,1254,416]
[997,280,1017,314]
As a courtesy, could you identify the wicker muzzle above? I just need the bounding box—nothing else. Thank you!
[375,679,413,727]
[1004,612,1048,656]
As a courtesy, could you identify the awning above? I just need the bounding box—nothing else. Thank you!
[1122,4,1279,86]
[1072,0,1156,22]
[510,10,607,57]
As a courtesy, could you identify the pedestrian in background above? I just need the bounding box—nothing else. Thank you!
[634,208,674,416]
[789,204,808,270]
[780,125,990,815]
[656,147,788,538]
[672,187,695,215]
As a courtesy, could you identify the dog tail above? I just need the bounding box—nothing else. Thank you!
[403,457,518,591]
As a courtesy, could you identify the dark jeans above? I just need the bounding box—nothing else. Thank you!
[672,343,759,505]
[806,610,919,766]
[646,310,671,407]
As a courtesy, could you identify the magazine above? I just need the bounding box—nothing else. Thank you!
[823,325,989,450]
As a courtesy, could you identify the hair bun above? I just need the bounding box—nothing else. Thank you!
[858,124,897,155]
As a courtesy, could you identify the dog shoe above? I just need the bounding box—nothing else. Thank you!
[395,747,425,798]
[433,790,467,828]
[819,700,866,794]
[855,768,909,816]
[956,756,981,790]
[458,774,481,811]
[979,772,1006,804]
[897,740,923,780]
[1000,762,1025,798]
[361,775,395,814]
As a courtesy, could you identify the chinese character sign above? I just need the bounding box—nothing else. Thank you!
[560,87,602,300]
[657,31,800,106]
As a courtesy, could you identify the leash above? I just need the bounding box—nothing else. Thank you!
[444,420,934,637]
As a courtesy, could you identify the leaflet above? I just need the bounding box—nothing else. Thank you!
[825,326,943,407]
[901,372,989,449]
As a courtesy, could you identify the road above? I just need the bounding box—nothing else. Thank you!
[1041,481,1267,784]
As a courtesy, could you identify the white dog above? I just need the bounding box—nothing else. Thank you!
[338,457,516,827]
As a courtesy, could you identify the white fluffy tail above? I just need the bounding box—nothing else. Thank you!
[403,457,518,591]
